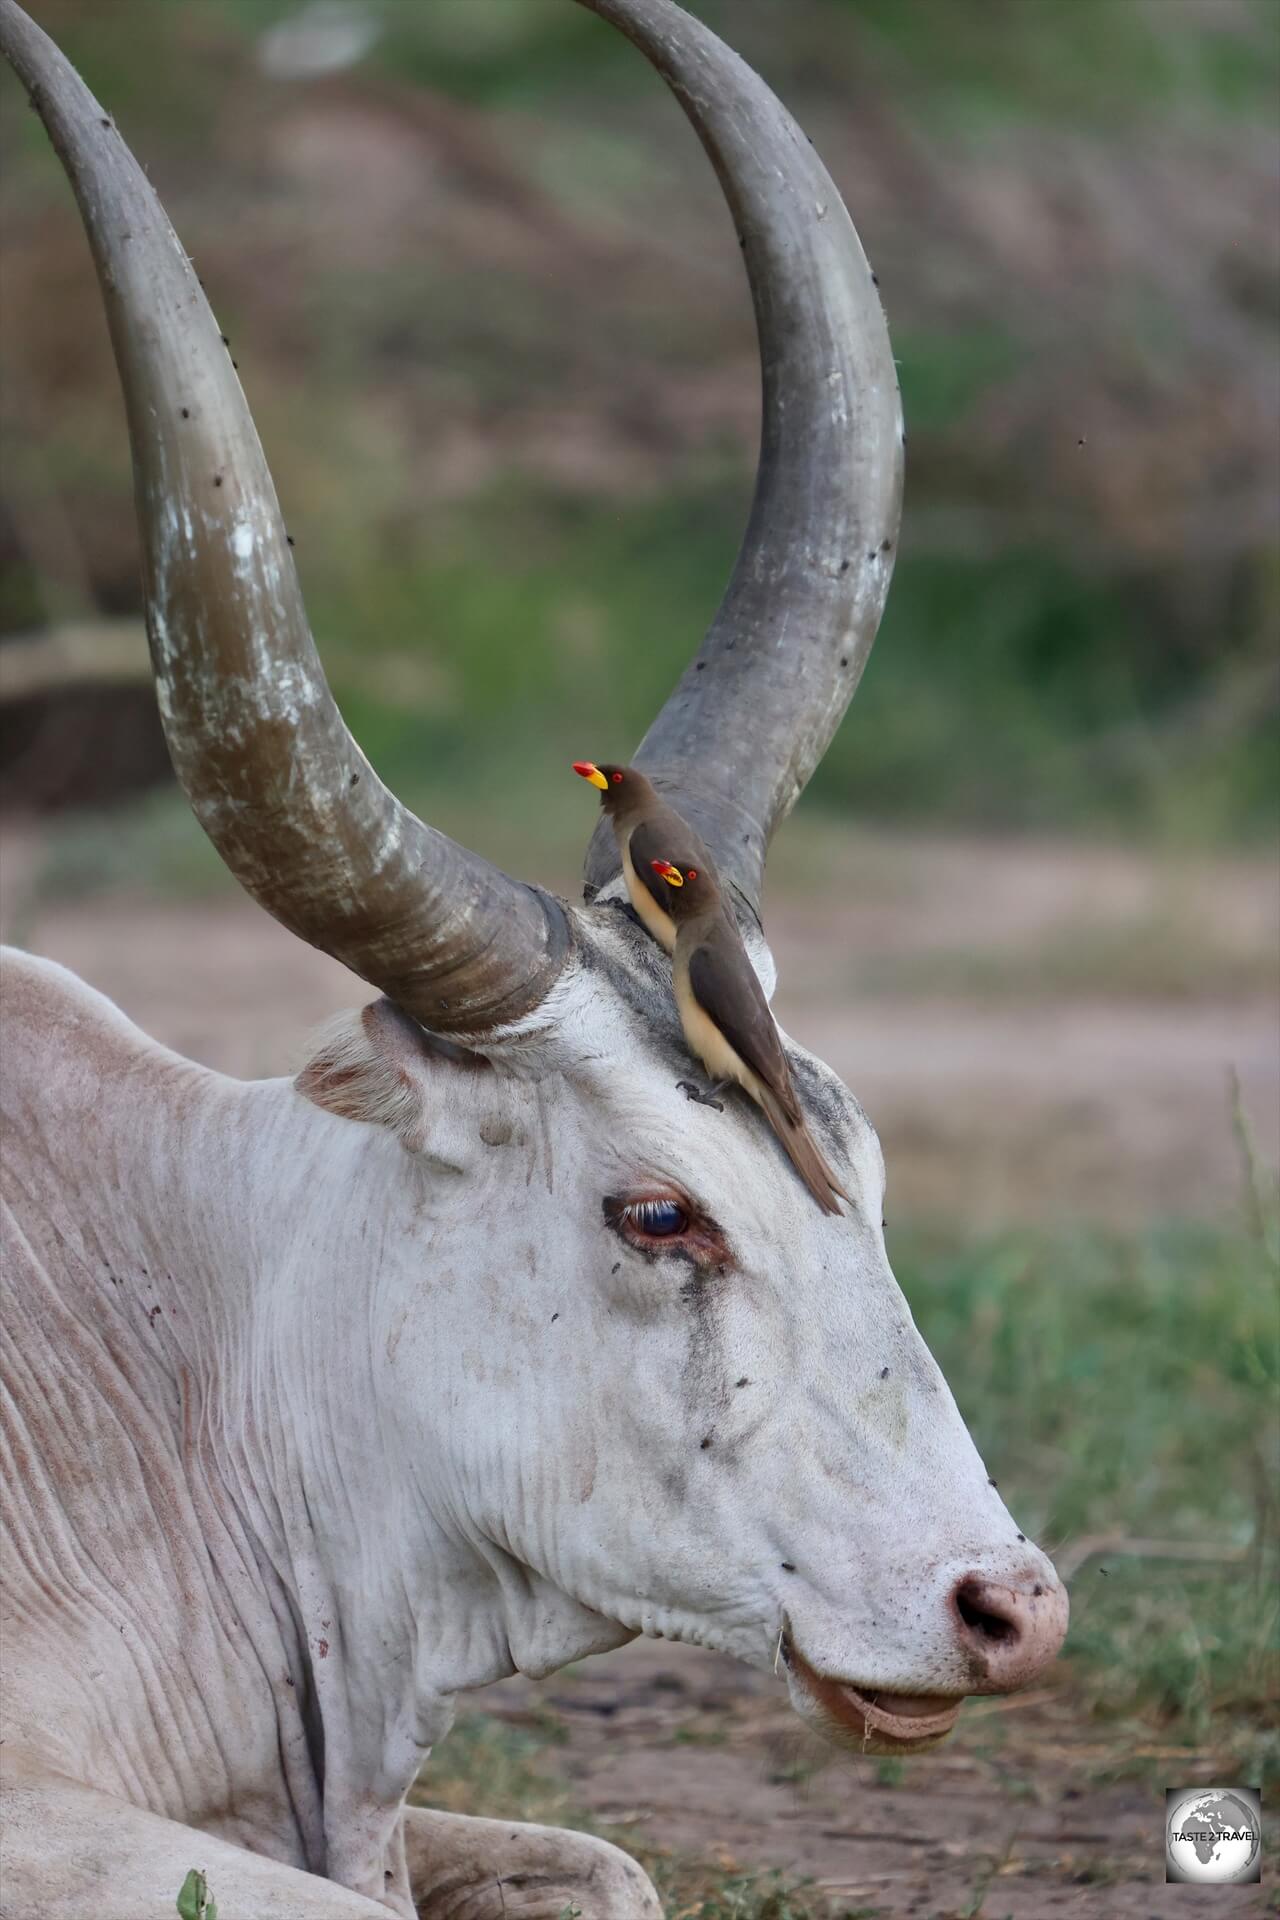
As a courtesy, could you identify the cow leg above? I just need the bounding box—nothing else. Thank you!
[1,1769,399,1919]
[402,1807,660,1919]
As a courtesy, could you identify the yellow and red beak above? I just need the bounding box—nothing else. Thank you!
[650,859,684,887]
[573,761,609,791]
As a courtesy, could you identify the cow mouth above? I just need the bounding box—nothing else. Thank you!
[780,1631,962,1749]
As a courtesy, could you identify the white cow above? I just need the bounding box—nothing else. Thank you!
[0,1,1068,1914]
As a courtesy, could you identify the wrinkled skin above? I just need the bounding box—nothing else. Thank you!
[1,902,1066,1916]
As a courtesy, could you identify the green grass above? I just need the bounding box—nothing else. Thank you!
[898,1201,1280,1784]
[290,475,1280,850]
[283,460,1276,849]
[825,0,1280,130]
[25,0,1280,131]
[8,464,1277,855]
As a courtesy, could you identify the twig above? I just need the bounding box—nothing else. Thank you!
[1056,1531,1250,1582]
[964,1686,1060,1717]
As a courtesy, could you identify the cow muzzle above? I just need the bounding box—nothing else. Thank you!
[779,1564,1069,1753]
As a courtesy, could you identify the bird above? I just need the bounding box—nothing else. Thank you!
[650,855,849,1216]
[572,761,717,953]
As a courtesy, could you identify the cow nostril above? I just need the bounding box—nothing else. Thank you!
[951,1571,1069,1692]
[955,1578,1018,1646]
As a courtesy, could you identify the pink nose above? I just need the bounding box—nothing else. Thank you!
[951,1573,1069,1692]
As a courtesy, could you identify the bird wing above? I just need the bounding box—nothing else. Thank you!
[687,923,799,1119]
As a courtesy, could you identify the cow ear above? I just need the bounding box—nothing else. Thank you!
[296,998,485,1156]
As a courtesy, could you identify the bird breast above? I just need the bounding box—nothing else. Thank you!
[674,962,762,1101]
[621,832,678,952]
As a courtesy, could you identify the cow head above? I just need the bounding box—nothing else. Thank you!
[295,920,1065,1751]
[4,0,1066,1753]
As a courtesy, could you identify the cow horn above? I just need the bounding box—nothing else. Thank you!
[0,0,568,1038]
[578,0,903,923]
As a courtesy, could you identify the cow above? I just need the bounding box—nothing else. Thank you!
[0,1,1069,1914]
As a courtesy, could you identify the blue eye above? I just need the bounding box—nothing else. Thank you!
[627,1198,689,1238]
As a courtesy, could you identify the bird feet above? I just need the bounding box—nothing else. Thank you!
[678,1078,726,1111]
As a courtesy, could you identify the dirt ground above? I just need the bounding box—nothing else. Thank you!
[2,823,1276,1914]
[470,1635,1271,1919]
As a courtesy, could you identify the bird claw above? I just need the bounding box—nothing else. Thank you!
[678,1079,724,1112]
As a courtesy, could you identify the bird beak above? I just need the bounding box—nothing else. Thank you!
[573,761,609,791]
[651,860,684,887]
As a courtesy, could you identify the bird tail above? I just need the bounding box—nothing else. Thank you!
[759,1087,848,1216]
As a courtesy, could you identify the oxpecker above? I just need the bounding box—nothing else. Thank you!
[573,761,717,952]
[652,856,849,1216]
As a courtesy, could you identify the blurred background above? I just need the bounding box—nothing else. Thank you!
[1,1,1277,1911]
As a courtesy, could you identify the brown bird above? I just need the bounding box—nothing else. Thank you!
[572,761,717,953]
[651,857,848,1216]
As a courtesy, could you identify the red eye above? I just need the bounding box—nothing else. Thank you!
[612,772,623,784]
[687,869,698,880]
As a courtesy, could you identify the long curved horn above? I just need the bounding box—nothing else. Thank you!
[0,0,568,1037]
[578,0,903,921]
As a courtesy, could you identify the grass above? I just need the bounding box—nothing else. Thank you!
[260,473,1280,848]
[829,0,1280,130]
[62,0,1280,131]
[898,1201,1280,1786]
[10,469,1277,883]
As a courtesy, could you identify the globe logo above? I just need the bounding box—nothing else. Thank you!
[1165,1787,1261,1884]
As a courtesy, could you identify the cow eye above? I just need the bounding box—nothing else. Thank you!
[603,1191,730,1269]
[625,1198,689,1238]
[604,1193,694,1247]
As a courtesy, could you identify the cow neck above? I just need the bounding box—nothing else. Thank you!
[179,1074,631,1903]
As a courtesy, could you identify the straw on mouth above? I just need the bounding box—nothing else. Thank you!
[780,1630,962,1744]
